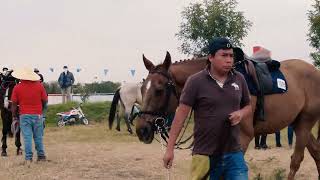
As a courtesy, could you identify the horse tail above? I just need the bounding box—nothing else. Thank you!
[108,88,121,130]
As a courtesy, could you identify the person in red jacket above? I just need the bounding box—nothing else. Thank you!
[11,68,48,165]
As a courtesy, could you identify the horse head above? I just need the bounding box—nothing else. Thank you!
[136,51,179,144]
[0,70,19,109]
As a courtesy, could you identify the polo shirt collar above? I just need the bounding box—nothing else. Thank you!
[205,65,235,83]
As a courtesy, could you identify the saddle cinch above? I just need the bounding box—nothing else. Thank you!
[234,49,288,121]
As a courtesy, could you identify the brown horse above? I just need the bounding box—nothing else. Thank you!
[135,51,320,180]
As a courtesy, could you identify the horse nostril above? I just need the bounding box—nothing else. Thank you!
[143,127,150,136]
[138,128,145,136]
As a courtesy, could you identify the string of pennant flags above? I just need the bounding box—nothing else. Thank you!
[48,67,136,77]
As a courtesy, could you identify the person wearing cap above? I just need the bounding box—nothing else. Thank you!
[58,66,75,103]
[34,68,44,83]
[163,37,252,179]
[0,67,8,80]
[11,68,48,164]
[1,67,8,74]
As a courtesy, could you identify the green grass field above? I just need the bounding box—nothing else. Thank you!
[0,101,110,128]
[45,101,110,126]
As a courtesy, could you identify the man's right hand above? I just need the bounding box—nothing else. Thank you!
[11,117,19,135]
[163,149,174,169]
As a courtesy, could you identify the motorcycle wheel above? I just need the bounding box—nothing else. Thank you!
[57,119,66,127]
[82,118,89,125]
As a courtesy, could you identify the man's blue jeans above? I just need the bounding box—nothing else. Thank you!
[209,151,248,180]
[20,114,45,160]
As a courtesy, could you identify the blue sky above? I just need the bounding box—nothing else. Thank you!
[0,0,315,83]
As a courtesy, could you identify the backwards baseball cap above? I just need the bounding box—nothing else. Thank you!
[208,37,233,55]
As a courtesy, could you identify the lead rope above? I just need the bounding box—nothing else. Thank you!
[158,128,171,180]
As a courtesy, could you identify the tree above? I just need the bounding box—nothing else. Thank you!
[308,0,320,67]
[44,81,120,94]
[43,81,61,94]
[176,0,252,56]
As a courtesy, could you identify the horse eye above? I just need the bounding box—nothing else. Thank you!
[155,89,163,96]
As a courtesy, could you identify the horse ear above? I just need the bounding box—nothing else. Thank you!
[143,54,155,71]
[163,51,172,71]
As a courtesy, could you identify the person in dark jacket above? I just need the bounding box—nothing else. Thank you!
[58,66,75,103]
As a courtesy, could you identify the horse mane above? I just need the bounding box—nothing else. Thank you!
[172,56,207,65]
[153,57,207,70]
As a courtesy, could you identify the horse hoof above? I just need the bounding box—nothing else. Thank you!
[1,151,7,156]
[128,129,133,134]
[17,149,23,155]
[116,127,120,131]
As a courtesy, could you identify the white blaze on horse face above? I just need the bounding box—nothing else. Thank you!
[146,80,151,93]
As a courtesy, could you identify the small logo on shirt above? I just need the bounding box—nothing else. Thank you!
[231,83,239,90]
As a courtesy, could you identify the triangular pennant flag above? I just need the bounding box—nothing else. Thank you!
[130,69,136,77]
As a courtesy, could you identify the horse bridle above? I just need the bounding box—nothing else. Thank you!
[0,71,18,91]
[0,74,19,109]
[1,80,17,91]
[134,70,179,136]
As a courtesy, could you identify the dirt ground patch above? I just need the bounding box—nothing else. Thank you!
[0,124,317,180]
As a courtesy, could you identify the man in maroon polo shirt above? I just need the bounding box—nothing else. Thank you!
[163,37,252,179]
[11,68,48,164]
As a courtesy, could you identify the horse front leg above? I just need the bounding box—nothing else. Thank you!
[15,129,22,155]
[124,113,133,134]
[115,111,121,131]
[240,129,253,154]
[1,123,8,156]
[240,114,254,154]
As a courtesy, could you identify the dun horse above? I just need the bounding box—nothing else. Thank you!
[108,82,142,134]
[135,51,320,179]
[0,70,22,156]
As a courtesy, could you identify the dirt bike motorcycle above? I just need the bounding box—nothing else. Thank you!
[56,103,89,127]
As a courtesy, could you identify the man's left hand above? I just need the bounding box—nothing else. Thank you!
[229,110,243,126]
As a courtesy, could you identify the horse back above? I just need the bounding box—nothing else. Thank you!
[254,59,320,133]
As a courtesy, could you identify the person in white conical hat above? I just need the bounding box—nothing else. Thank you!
[11,67,48,164]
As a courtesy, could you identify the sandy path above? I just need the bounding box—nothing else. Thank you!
[0,124,317,180]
